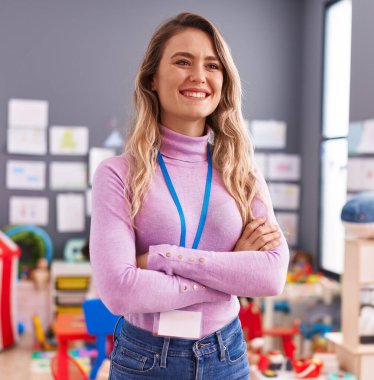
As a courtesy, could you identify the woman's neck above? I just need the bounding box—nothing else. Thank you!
[160,117,206,137]
[159,124,211,163]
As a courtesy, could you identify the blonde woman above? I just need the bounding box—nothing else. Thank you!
[90,12,289,379]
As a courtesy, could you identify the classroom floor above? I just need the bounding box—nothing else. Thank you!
[0,333,110,380]
[0,333,34,380]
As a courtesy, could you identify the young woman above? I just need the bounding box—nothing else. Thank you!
[90,12,289,379]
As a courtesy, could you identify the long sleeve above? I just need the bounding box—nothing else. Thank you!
[89,157,230,316]
[147,173,289,297]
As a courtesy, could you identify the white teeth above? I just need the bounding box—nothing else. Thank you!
[181,91,207,98]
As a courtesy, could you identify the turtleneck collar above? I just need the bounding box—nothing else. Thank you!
[159,124,212,163]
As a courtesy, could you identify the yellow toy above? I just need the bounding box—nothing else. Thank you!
[32,314,56,350]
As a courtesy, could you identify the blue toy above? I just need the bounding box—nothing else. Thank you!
[64,239,86,262]
[341,191,374,238]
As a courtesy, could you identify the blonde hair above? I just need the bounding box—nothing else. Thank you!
[125,12,258,227]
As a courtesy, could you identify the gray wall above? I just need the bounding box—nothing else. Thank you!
[350,0,374,121]
[0,0,303,258]
[299,0,325,259]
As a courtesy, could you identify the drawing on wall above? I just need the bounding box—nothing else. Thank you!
[7,98,48,155]
[348,119,374,154]
[9,196,49,226]
[50,162,87,190]
[7,129,47,155]
[86,189,92,216]
[268,183,300,210]
[56,193,85,232]
[50,126,89,155]
[89,147,116,185]
[275,212,299,247]
[268,154,301,181]
[250,120,287,149]
[8,98,49,128]
[104,130,123,149]
[6,160,46,190]
[347,158,374,191]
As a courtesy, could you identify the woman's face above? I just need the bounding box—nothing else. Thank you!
[152,28,224,127]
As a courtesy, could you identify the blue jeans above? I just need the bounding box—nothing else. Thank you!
[109,316,250,379]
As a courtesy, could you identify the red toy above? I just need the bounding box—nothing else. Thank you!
[292,358,323,378]
[0,231,21,350]
[239,298,299,360]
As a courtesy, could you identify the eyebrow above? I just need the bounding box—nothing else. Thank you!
[170,51,220,62]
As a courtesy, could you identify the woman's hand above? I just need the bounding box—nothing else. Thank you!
[234,217,281,252]
[136,252,149,269]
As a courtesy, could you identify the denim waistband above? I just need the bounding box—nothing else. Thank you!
[116,316,241,359]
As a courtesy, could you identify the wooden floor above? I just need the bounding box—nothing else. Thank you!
[0,333,37,380]
[0,333,111,380]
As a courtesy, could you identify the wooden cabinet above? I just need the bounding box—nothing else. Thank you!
[327,239,374,379]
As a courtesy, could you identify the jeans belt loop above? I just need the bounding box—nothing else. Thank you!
[160,337,170,368]
[113,315,124,343]
[216,330,226,362]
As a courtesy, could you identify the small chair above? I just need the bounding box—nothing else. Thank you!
[82,298,120,380]
[51,352,88,380]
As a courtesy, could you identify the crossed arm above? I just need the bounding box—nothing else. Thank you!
[90,158,289,316]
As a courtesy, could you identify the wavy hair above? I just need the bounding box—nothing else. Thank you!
[125,12,259,227]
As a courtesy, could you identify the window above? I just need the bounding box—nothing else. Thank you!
[319,0,352,276]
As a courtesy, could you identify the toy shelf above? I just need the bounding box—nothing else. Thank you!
[50,261,92,319]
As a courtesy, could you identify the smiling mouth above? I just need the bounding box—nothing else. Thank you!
[179,91,210,99]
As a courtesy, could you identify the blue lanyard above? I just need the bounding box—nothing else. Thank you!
[157,144,212,249]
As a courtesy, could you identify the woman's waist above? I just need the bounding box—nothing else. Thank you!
[120,315,241,356]
[124,297,239,342]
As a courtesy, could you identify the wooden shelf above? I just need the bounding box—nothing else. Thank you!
[326,332,374,354]
[327,239,374,379]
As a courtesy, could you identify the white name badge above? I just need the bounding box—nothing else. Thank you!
[156,310,202,339]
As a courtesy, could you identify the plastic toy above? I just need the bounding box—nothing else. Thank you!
[51,352,88,380]
[4,225,53,266]
[31,258,49,289]
[239,298,299,361]
[261,369,278,378]
[268,350,284,370]
[64,239,86,262]
[32,314,57,351]
[292,358,323,378]
[4,225,53,287]
[287,250,320,283]
[258,355,270,371]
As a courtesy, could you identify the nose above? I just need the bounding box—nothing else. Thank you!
[189,64,206,84]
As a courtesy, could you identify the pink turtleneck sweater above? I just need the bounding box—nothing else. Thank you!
[90,125,289,337]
